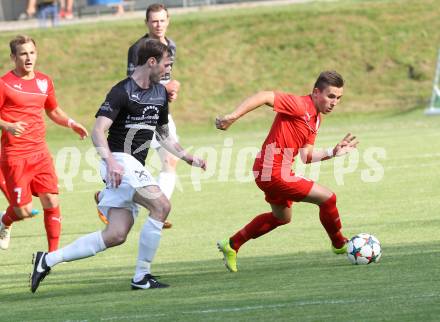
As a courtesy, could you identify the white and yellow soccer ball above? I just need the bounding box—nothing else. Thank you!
[347,233,382,265]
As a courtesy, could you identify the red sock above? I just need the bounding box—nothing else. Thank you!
[1,206,23,227]
[44,207,61,252]
[319,194,346,248]
[230,212,289,251]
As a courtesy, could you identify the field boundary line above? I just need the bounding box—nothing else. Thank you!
[99,292,439,321]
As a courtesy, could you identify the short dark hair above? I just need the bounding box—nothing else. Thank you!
[313,71,344,91]
[136,39,169,66]
[146,3,168,21]
[10,35,36,55]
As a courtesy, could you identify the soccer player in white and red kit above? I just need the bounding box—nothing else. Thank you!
[216,71,358,272]
[0,35,88,251]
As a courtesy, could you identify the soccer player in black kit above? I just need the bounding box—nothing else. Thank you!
[30,39,206,293]
[127,4,180,230]
[96,3,178,229]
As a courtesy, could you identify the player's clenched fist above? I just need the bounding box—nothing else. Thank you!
[215,114,236,131]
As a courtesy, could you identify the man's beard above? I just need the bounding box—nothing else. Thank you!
[150,74,161,83]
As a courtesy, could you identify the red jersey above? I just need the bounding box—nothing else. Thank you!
[255,92,321,176]
[0,71,58,160]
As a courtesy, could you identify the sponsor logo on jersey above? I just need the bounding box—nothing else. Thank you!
[304,111,311,122]
[125,123,156,130]
[36,79,48,94]
[148,97,164,102]
[13,84,22,90]
[99,101,113,112]
[142,105,160,115]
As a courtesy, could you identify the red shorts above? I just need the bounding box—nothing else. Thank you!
[0,153,58,207]
[253,162,314,208]
[0,166,11,203]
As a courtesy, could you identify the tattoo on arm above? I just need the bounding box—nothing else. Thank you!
[155,124,189,161]
[155,124,170,142]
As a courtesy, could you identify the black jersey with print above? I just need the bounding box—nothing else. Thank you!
[95,77,169,165]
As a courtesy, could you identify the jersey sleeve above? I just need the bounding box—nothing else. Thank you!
[44,78,58,111]
[95,86,127,120]
[273,92,306,117]
[157,87,169,126]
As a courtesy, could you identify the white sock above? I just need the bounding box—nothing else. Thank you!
[158,171,176,200]
[133,217,163,282]
[45,231,106,268]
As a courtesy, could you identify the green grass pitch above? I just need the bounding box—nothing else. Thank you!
[1,110,439,321]
[0,0,439,319]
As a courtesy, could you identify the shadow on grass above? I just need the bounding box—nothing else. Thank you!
[0,241,439,321]
[2,241,439,298]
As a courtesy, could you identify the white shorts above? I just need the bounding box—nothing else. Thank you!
[150,114,178,149]
[98,152,157,220]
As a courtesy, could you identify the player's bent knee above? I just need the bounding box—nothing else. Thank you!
[106,232,127,247]
[39,193,59,209]
[320,193,337,207]
[157,199,171,217]
[280,217,291,225]
[274,214,291,225]
[150,199,171,221]
[14,206,33,219]
[113,234,127,246]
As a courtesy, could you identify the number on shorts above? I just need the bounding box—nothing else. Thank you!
[14,187,22,204]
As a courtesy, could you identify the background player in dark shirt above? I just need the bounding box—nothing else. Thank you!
[31,39,206,293]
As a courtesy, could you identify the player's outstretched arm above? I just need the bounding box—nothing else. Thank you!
[156,124,206,170]
[46,107,88,139]
[299,133,359,163]
[215,91,275,131]
[300,144,338,163]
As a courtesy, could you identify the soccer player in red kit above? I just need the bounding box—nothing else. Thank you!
[0,35,88,251]
[215,71,358,272]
